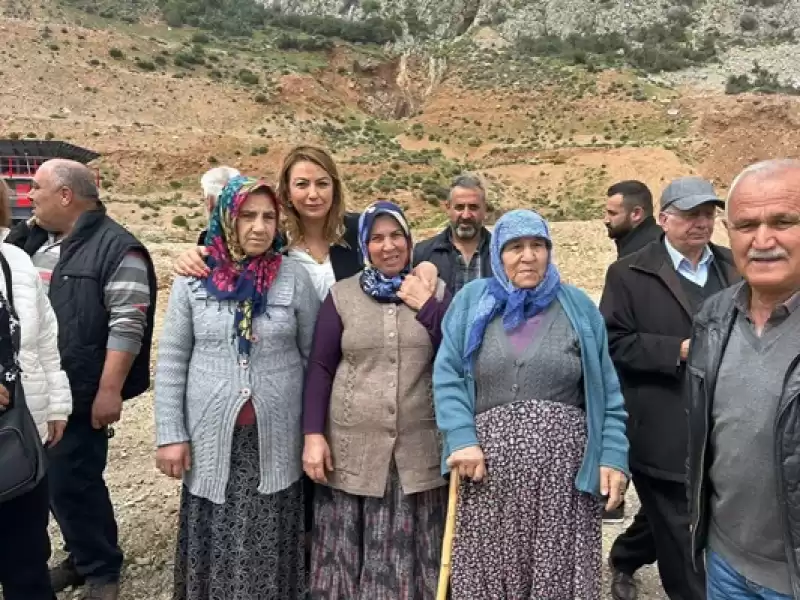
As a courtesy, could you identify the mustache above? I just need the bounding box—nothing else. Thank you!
[457,219,476,227]
[748,248,789,260]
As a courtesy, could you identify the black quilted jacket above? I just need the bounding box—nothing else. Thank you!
[686,281,800,598]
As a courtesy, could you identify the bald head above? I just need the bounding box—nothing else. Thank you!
[30,158,100,234]
[40,159,100,204]
[726,159,800,218]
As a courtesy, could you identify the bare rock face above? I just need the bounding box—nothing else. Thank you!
[261,0,800,41]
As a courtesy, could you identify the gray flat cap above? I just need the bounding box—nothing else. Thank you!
[660,176,724,212]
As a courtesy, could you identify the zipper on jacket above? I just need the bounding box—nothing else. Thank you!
[773,353,800,592]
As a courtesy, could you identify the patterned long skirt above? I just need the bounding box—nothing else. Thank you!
[173,425,306,600]
[451,399,602,600]
[309,464,448,600]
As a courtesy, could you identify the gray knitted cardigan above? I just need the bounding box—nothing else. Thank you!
[154,258,320,504]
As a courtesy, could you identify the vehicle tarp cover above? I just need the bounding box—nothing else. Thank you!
[0,140,100,164]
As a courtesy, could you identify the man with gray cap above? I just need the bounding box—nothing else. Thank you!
[600,176,740,600]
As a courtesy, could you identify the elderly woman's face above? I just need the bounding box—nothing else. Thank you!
[501,236,549,288]
[367,215,409,277]
[236,191,278,257]
[288,160,334,223]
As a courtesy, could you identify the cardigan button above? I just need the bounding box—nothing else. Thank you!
[388,332,396,339]
[387,308,395,315]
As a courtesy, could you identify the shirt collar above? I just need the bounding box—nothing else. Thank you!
[663,237,713,272]
[734,282,800,319]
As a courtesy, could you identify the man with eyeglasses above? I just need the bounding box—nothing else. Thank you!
[600,177,741,600]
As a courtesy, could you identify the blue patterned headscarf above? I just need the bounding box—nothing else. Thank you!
[358,200,413,303]
[464,209,562,372]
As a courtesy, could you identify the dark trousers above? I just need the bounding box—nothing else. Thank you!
[48,411,123,583]
[624,470,706,600]
[0,476,57,600]
[609,497,658,575]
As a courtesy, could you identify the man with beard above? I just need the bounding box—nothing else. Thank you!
[605,180,663,259]
[601,176,740,600]
[412,173,492,294]
[602,180,663,592]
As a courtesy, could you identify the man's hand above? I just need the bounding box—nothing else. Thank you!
[680,339,691,361]
[0,384,9,410]
[398,274,434,311]
[446,445,487,482]
[303,434,333,484]
[156,442,191,479]
[47,420,67,447]
[600,466,628,511]
[91,388,123,430]
[174,247,210,278]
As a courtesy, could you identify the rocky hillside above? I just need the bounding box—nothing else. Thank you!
[268,0,800,42]
[2,0,800,245]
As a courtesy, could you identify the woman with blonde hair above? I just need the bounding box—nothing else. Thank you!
[174,147,439,548]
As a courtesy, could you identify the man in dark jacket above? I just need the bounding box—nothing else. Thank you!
[412,173,492,294]
[605,180,664,259]
[603,179,664,596]
[7,159,157,600]
[687,160,800,599]
[600,176,740,600]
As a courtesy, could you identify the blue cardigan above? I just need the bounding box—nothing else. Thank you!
[432,280,629,497]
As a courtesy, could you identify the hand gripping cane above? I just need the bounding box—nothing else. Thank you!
[436,473,460,600]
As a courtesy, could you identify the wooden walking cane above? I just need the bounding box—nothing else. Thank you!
[436,473,460,600]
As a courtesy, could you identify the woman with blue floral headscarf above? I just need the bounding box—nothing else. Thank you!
[433,209,629,600]
[154,176,321,600]
[302,200,452,599]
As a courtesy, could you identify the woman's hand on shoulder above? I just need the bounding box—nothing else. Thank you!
[412,261,438,292]
[447,445,486,482]
[600,466,628,511]
[156,442,191,479]
[398,274,434,311]
[174,247,210,278]
[303,434,333,484]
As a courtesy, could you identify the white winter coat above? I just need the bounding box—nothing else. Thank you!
[0,241,72,440]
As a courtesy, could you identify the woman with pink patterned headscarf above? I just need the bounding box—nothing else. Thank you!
[154,176,321,600]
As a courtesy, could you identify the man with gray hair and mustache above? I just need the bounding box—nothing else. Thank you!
[686,159,800,599]
[601,176,740,600]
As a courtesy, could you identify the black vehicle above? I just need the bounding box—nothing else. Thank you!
[0,139,100,225]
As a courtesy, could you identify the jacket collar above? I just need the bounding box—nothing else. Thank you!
[614,216,659,255]
[629,236,739,318]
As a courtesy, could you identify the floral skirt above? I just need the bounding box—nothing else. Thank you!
[173,425,306,600]
[451,399,602,600]
[309,463,448,600]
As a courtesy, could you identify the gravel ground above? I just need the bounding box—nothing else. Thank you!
[33,390,668,600]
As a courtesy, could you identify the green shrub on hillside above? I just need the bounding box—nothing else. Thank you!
[725,61,800,95]
[276,33,334,51]
[157,0,401,43]
[516,23,718,73]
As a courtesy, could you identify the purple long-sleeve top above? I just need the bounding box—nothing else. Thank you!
[302,290,453,434]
